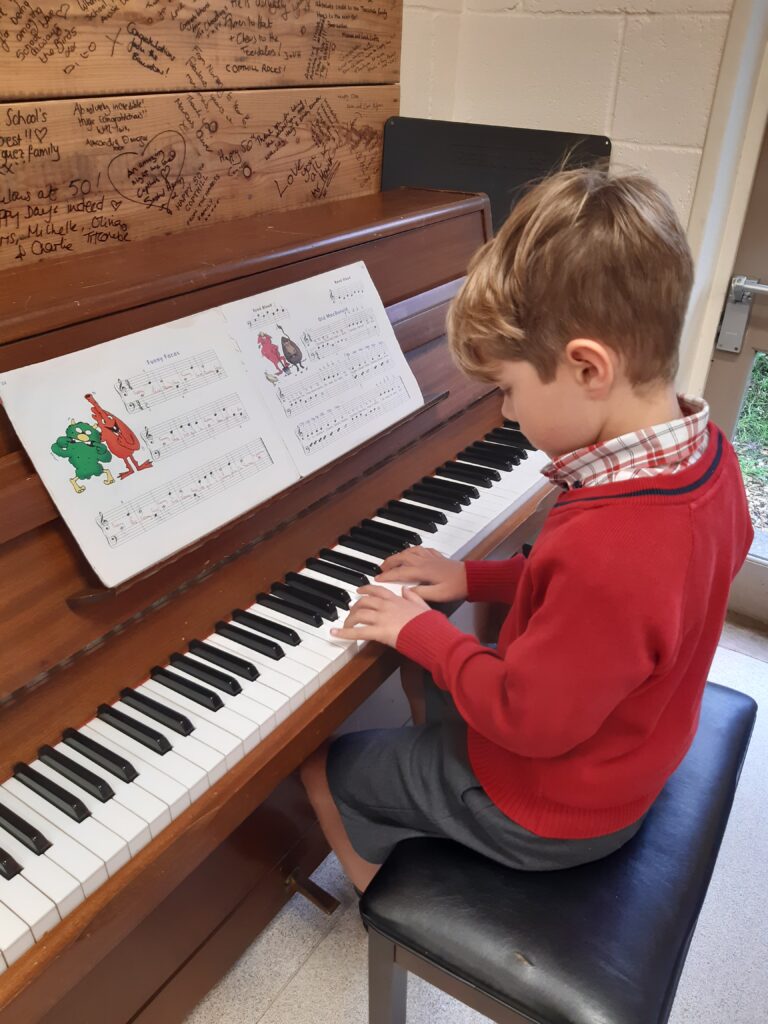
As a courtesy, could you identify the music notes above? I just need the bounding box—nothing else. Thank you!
[96,440,273,547]
[116,350,226,413]
[295,376,409,455]
[141,394,249,460]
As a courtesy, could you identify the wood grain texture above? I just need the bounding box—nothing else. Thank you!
[0,84,398,269]
[0,1,402,98]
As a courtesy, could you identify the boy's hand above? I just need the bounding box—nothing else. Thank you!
[330,585,430,647]
[375,547,468,603]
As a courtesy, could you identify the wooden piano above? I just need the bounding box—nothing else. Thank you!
[0,188,552,1024]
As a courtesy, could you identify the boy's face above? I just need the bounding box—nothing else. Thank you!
[494,357,605,459]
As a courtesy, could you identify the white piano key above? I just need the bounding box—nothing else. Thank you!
[0,820,83,919]
[399,498,478,535]
[29,758,151,859]
[176,656,280,738]
[225,620,335,688]
[244,597,349,647]
[0,872,59,942]
[111,699,227,785]
[246,603,355,664]
[79,725,191,820]
[369,517,461,555]
[432,475,510,512]
[86,718,210,804]
[53,741,171,838]
[0,785,107,897]
[205,635,306,713]
[3,777,129,879]
[144,672,262,752]
[135,683,244,769]
[0,900,33,968]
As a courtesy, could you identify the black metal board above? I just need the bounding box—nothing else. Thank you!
[381,117,611,232]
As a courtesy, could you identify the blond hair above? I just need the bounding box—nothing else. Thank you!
[448,168,694,385]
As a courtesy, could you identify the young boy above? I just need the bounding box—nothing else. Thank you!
[299,168,754,894]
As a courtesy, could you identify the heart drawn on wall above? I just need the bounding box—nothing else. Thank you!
[107,131,186,214]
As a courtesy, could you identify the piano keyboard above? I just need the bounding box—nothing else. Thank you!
[0,426,547,970]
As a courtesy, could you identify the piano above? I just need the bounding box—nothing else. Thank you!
[0,188,554,1023]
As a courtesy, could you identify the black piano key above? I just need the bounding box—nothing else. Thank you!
[255,593,323,628]
[339,532,395,560]
[62,728,138,784]
[319,548,379,577]
[387,497,448,524]
[120,689,194,737]
[14,763,91,823]
[0,846,22,881]
[459,448,513,472]
[485,430,529,458]
[169,653,242,696]
[442,460,500,483]
[233,608,303,644]
[0,800,52,855]
[39,744,115,802]
[503,419,520,429]
[216,620,284,660]
[377,506,437,532]
[97,704,172,756]
[306,557,367,589]
[472,440,521,464]
[418,478,472,505]
[284,572,351,609]
[271,582,338,621]
[151,666,225,711]
[428,475,480,501]
[497,426,535,450]
[360,519,423,547]
[188,639,260,681]
[350,525,405,553]
[436,463,492,489]
[404,487,462,514]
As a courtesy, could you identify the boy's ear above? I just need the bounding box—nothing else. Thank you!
[563,338,617,396]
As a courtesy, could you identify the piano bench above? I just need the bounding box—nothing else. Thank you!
[360,682,757,1024]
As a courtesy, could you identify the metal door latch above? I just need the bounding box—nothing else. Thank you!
[716,275,768,354]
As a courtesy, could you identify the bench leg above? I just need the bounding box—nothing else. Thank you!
[369,928,407,1024]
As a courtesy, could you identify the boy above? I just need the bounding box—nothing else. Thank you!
[300,168,754,894]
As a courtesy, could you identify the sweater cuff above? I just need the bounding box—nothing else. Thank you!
[465,555,526,605]
[396,610,474,689]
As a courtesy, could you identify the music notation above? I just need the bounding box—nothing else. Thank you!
[274,340,393,417]
[329,282,366,303]
[96,440,274,547]
[245,306,291,334]
[294,376,408,454]
[302,309,377,358]
[141,394,249,460]
[115,351,226,413]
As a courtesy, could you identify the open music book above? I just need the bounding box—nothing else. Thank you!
[0,263,424,587]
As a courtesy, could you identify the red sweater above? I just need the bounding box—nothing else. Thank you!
[396,425,753,839]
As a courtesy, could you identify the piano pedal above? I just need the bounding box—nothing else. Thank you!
[285,870,341,915]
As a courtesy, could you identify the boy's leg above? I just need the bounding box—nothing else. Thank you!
[299,743,381,893]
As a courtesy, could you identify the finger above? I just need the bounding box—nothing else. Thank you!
[378,549,426,573]
[401,586,429,607]
[355,585,395,600]
[330,625,382,641]
[374,566,431,583]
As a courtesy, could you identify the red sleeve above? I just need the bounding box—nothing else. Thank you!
[464,555,526,605]
[397,532,688,758]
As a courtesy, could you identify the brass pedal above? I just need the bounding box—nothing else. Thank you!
[285,870,341,915]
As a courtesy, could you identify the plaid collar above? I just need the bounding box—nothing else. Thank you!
[542,395,710,490]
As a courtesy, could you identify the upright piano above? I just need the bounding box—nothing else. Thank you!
[0,188,552,1023]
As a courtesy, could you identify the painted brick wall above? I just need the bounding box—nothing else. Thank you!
[400,0,734,226]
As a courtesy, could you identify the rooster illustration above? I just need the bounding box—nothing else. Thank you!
[86,393,153,479]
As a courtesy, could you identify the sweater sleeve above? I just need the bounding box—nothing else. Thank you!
[464,555,526,605]
[397,535,686,759]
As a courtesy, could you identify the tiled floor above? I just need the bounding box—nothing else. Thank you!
[186,623,768,1024]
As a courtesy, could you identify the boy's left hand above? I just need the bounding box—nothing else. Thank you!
[330,585,430,647]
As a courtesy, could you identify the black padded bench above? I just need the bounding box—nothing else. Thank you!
[360,682,757,1024]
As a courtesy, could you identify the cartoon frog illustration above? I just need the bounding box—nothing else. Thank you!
[51,420,114,494]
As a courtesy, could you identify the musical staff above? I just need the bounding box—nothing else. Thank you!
[329,282,366,304]
[141,394,249,460]
[96,440,273,547]
[245,305,290,334]
[115,351,226,413]
[274,340,393,417]
[294,376,408,454]
[302,309,377,358]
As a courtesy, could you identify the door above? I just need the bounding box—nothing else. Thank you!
[705,121,768,624]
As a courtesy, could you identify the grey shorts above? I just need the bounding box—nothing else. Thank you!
[326,674,645,871]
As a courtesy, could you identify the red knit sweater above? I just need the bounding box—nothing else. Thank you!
[396,425,753,839]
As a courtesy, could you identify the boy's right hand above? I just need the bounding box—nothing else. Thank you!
[375,548,468,603]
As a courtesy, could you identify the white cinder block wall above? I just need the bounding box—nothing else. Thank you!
[400,0,734,227]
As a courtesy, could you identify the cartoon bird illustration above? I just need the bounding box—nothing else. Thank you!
[51,421,114,494]
[277,324,305,372]
[85,393,153,479]
[257,331,290,375]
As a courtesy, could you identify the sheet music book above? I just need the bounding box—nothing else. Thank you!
[0,263,424,587]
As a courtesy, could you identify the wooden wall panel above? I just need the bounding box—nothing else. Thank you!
[0,1,402,98]
[0,85,398,269]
